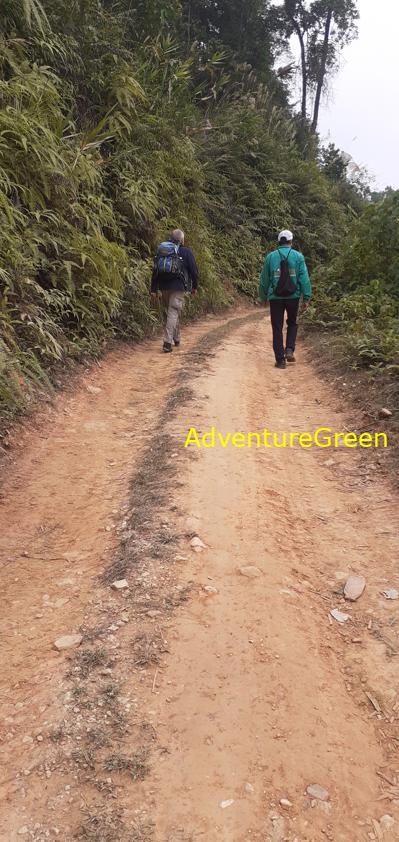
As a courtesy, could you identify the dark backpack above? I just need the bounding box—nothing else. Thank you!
[154,241,188,289]
[275,248,297,297]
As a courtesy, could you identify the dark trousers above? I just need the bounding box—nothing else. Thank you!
[269,298,300,363]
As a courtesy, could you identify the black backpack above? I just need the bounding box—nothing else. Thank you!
[275,248,297,297]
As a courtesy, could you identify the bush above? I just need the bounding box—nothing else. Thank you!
[306,194,399,375]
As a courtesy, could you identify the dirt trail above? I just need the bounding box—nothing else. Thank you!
[1,310,399,842]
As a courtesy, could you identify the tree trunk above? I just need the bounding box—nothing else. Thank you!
[288,15,308,122]
[311,6,333,133]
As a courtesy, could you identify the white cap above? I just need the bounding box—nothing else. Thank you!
[278,229,293,242]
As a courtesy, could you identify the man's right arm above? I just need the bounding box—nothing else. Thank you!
[259,255,271,302]
[150,264,159,294]
[298,255,312,302]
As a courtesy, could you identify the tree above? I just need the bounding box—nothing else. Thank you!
[309,1,333,132]
[320,143,371,207]
[370,186,396,204]
[284,0,312,122]
[282,0,358,131]
[309,0,358,132]
[320,142,348,181]
[180,0,281,82]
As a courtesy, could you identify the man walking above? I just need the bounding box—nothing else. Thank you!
[151,229,199,353]
[259,230,312,369]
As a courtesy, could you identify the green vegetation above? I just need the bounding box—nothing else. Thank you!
[0,0,396,427]
[308,192,399,377]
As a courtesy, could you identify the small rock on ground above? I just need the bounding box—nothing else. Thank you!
[54,634,83,651]
[330,608,351,624]
[202,585,218,595]
[306,784,329,802]
[344,574,366,601]
[313,800,332,814]
[379,408,392,418]
[190,536,207,551]
[383,589,399,600]
[239,566,262,578]
[380,815,395,831]
[220,799,235,809]
[111,579,129,590]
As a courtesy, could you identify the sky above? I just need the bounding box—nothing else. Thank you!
[317,0,399,190]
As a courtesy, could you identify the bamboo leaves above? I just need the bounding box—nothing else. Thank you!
[22,0,49,30]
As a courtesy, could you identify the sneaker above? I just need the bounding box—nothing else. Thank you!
[286,348,296,363]
[275,360,286,369]
[163,342,173,353]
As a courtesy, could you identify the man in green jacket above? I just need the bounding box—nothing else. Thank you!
[259,230,312,369]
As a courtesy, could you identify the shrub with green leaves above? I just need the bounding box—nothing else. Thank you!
[307,193,399,375]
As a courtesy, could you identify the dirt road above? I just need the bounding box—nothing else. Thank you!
[1,310,399,842]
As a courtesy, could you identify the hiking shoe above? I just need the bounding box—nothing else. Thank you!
[286,348,296,363]
[163,342,173,353]
[173,339,180,347]
[275,360,286,369]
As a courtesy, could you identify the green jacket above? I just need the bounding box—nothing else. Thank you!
[259,246,312,302]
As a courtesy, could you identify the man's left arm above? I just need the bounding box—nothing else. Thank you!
[186,249,199,292]
[298,255,312,305]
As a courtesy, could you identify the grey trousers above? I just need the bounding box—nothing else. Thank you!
[162,290,185,345]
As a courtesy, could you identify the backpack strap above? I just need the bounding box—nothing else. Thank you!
[278,247,292,261]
